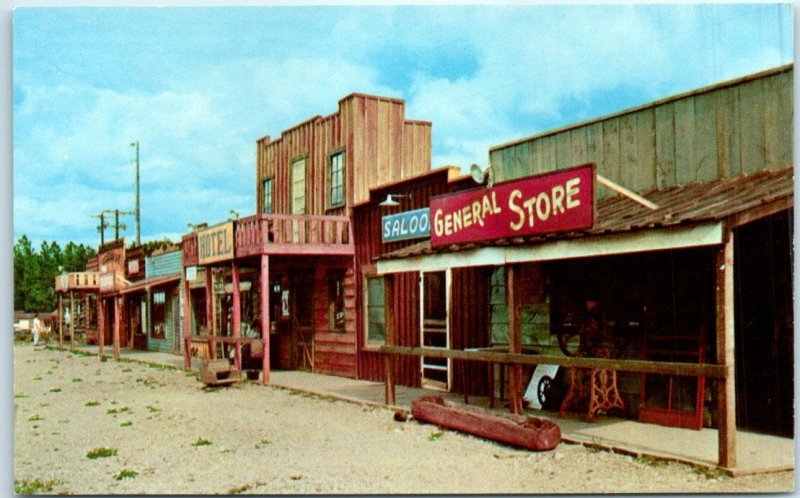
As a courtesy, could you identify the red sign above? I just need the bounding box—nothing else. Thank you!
[430,164,595,247]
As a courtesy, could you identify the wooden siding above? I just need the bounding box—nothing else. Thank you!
[449,267,492,396]
[489,66,793,192]
[257,94,431,215]
[353,170,475,386]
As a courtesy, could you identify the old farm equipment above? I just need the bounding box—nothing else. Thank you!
[411,396,561,451]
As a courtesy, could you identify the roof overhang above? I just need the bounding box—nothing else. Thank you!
[376,222,723,274]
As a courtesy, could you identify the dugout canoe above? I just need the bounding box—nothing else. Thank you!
[411,395,561,451]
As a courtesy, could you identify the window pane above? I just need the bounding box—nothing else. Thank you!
[367,277,384,305]
[329,152,345,206]
[366,277,385,344]
[423,272,446,321]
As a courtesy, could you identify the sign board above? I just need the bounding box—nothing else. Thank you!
[430,164,595,247]
[99,272,116,292]
[186,266,197,281]
[382,208,431,243]
[197,222,235,265]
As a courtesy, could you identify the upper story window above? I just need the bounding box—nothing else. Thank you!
[262,178,273,214]
[328,151,345,208]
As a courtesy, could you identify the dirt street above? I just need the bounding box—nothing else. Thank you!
[13,344,794,494]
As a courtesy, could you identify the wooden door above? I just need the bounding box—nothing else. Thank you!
[420,270,450,391]
[290,271,314,371]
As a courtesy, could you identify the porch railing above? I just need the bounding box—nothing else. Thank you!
[55,271,100,292]
[183,214,354,266]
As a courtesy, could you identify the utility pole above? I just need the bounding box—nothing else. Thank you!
[130,140,141,245]
[91,211,111,245]
[112,209,135,241]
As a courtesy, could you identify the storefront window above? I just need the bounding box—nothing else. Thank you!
[366,277,385,345]
[151,290,166,339]
[328,151,345,208]
[262,178,273,214]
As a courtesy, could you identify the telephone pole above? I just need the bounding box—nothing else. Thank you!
[130,140,141,245]
[91,210,111,245]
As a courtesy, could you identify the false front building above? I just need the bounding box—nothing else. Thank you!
[180,93,435,380]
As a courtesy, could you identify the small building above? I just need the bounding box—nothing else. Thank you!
[54,262,100,347]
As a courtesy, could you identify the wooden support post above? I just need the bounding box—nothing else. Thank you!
[205,268,215,359]
[113,296,121,360]
[716,231,737,468]
[260,255,271,384]
[183,268,192,370]
[384,274,396,406]
[231,260,242,372]
[58,294,64,348]
[98,298,105,357]
[69,291,75,348]
[506,265,523,415]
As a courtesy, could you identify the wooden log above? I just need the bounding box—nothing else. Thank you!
[260,255,271,384]
[716,230,737,468]
[411,395,561,451]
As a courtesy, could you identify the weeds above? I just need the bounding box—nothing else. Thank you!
[14,393,28,398]
[86,447,117,459]
[14,479,63,494]
[114,469,138,481]
[636,454,670,467]
[228,482,265,494]
[72,378,83,383]
[120,421,133,427]
[85,401,100,407]
[191,437,212,447]
[32,376,42,381]
[693,465,727,479]
[28,414,44,421]
[146,405,160,413]
[106,407,131,415]
[49,388,62,393]
[428,430,444,441]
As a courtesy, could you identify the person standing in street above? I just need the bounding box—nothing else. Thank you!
[32,315,43,346]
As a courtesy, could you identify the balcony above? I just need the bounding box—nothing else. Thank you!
[182,214,354,267]
[55,272,100,292]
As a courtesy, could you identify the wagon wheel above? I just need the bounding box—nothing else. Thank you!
[556,329,582,357]
[537,375,554,406]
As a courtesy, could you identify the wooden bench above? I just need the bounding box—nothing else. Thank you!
[199,359,240,387]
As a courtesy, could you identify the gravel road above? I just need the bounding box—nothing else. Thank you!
[13,344,794,494]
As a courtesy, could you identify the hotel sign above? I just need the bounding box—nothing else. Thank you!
[430,164,595,247]
[382,208,431,243]
[198,222,235,265]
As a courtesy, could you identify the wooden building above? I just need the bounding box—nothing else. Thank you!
[181,93,433,380]
[55,258,100,348]
[374,65,793,469]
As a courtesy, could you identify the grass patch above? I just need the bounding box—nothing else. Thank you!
[69,348,94,357]
[693,465,727,479]
[114,469,138,481]
[428,430,444,441]
[86,447,117,459]
[14,479,63,494]
[228,482,266,494]
[120,421,133,427]
[32,376,42,381]
[28,414,44,421]
[72,377,83,383]
[14,393,28,398]
[122,368,133,372]
[145,405,160,413]
[51,431,61,435]
[85,401,100,407]
[636,454,670,467]
[106,407,131,415]
[191,437,212,447]
[49,388,62,393]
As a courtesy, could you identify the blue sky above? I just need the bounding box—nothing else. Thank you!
[12,4,793,248]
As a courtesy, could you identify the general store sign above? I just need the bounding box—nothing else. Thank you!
[430,164,595,247]
[382,208,430,243]
[198,222,235,265]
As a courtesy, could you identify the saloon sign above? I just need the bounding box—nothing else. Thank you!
[430,164,595,247]
[198,222,235,265]
[382,208,430,243]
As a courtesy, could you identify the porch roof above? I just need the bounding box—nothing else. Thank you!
[376,166,793,273]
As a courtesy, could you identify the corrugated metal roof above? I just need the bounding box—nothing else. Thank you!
[378,167,793,261]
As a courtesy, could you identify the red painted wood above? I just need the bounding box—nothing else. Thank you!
[411,396,561,451]
[261,255,271,383]
[204,268,214,359]
[183,268,192,369]
[232,261,242,372]
[113,297,121,360]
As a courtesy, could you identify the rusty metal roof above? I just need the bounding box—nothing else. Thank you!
[379,167,794,261]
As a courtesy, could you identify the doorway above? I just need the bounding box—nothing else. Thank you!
[289,270,314,371]
[420,270,450,390]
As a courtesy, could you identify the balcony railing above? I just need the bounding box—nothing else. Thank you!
[55,272,100,292]
[183,214,354,266]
